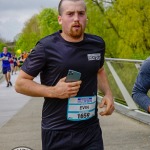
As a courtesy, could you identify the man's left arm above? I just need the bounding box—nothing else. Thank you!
[97,66,115,116]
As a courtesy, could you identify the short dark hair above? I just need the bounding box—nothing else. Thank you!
[58,0,86,15]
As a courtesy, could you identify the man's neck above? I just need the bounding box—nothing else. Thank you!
[60,32,84,43]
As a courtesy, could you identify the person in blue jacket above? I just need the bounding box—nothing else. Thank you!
[15,0,114,149]
[0,46,12,87]
[132,57,150,113]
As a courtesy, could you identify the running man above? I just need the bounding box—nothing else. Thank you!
[0,47,12,87]
[15,0,114,149]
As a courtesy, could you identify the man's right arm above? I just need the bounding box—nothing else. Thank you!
[0,56,5,61]
[15,70,82,99]
[132,58,150,112]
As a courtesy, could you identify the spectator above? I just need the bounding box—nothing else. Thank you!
[13,54,18,74]
[17,53,25,69]
[22,51,28,60]
[9,55,14,75]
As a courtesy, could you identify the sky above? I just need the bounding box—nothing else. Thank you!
[0,0,60,42]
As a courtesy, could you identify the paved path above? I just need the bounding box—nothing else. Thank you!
[0,73,150,150]
[0,72,38,128]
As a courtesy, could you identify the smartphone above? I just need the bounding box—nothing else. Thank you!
[65,70,81,82]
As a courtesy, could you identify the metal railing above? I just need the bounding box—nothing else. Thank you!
[98,58,150,125]
[105,58,144,110]
[97,58,144,109]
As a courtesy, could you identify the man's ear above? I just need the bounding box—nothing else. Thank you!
[58,16,62,25]
[86,18,88,25]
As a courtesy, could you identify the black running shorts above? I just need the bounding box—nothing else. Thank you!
[42,124,103,150]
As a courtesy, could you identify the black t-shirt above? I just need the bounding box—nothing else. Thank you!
[22,31,105,130]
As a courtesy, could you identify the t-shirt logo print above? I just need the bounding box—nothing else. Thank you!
[87,53,101,61]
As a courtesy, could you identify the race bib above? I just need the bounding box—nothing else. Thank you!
[4,56,8,60]
[67,96,96,121]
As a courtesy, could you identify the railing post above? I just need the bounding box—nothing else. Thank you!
[106,61,138,110]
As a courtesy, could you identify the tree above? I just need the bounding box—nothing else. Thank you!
[85,0,150,59]
[37,8,60,38]
[85,0,119,57]
[0,41,6,52]
[15,15,40,52]
[15,8,60,53]
[106,0,150,59]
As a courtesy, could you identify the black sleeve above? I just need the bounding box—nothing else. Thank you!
[21,41,46,77]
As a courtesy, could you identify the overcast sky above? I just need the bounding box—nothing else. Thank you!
[0,0,60,42]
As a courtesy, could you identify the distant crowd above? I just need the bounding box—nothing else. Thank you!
[10,51,31,75]
[0,46,32,87]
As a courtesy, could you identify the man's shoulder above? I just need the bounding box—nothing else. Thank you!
[38,31,59,45]
[140,57,150,73]
[145,57,150,62]
[85,33,105,43]
[143,57,150,66]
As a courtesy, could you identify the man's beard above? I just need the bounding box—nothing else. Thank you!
[69,25,83,39]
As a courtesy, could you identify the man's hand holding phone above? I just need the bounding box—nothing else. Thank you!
[53,70,82,99]
[65,70,81,82]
